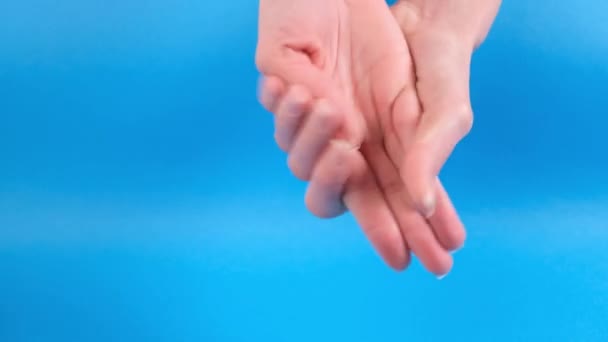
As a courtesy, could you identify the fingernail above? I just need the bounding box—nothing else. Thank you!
[421,191,436,219]
[437,272,449,280]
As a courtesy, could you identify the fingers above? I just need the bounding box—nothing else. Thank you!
[288,100,343,180]
[342,149,411,271]
[361,143,452,277]
[427,179,466,252]
[274,85,313,152]
[402,41,474,218]
[258,76,285,113]
[387,83,465,260]
[259,67,366,170]
[305,140,352,219]
[401,101,473,217]
[271,84,344,181]
[261,79,350,217]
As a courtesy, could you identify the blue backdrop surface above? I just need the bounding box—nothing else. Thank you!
[1,0,607,341]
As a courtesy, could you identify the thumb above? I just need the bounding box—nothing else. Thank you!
[402,38,474,217]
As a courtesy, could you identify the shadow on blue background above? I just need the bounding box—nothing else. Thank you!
[1,0,607,341]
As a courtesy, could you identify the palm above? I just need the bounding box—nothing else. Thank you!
[343,1,419,180]
[258,0,411,144]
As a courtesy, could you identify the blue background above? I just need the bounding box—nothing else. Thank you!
[1,0,607,341]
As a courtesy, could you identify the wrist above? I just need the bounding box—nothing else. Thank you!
[395,0,501,49]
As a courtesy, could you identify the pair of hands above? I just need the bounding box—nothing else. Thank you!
[255,0,500,276]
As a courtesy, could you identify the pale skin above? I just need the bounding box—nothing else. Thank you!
[256,0,501,276]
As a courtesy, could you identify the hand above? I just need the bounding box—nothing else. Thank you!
[391,0,502,216]
[256,0,465,276]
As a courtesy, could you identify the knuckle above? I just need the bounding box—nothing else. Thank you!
[259,84,279,112]
[391,89,420,130]
[264,78,281,98]
[453,104,474,136]
[392,85,420,122]
[282,104,305,121]
[315,107,342,131]
[287,154,309,181]
[254,49,269,73]
[255,43,279,75]
[285,86,309,110]
[393,108,419,131]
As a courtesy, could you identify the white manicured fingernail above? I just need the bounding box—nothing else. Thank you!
[437,272,449,280]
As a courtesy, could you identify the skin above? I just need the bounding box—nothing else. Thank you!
[391,0,502,217]
[256,0,500,275]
